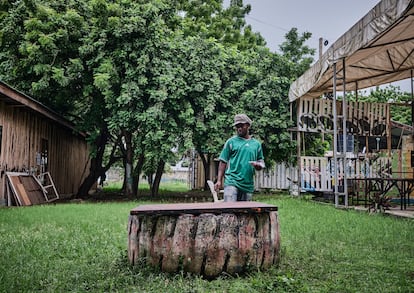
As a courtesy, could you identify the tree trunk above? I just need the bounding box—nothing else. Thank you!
[132,154,145,196]
[123,130,134,196]
[199,151,211,190]
[151,160,165,196]
[76,126,109,198]
[128,202,280,279]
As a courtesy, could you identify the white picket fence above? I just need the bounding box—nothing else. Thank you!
[300,156,331,192]
[254,162,298,191]
[254,156,391,193]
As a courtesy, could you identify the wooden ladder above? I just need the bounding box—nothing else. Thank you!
[36,172,59,202]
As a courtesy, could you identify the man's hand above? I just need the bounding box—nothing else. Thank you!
[214,180,222,191]
[249,160,265,170]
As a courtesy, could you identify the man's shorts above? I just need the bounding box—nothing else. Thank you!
[223,185,252,202]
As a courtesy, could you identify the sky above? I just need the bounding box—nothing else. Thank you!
[225,0,412,92]
[242,0,380,53]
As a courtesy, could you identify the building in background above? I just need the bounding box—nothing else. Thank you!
[0,81,90,204]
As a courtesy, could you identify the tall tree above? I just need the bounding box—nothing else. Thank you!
[178,0,266,50]
[279,28,315,78]
[177,0,268,186]
[277,28,317,160]
[82,0,186,196]
[0,0,114,196]
[181,39,241,186]
[0,0,185,196]
[0,0,318,197]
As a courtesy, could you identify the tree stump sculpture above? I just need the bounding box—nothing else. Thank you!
[127,202,280,278]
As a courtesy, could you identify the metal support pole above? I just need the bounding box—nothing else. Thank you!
[411,70,413,137]
[333,59,348,207]
[333,63,338,206]
[342,58,348,206]
[296,100,302,195]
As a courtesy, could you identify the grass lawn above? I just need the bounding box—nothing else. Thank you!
[0,192,413,292]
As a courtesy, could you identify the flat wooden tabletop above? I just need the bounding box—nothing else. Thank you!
[130,201,278,215]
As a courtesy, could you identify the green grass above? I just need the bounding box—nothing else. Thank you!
[0,194,413,292]
[103,180,190,194]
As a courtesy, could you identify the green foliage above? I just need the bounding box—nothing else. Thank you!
[302,133,329,156]
[0,0,87,113]
[178,0,266,50]
[236,48,296,164]
[279,28,315,77]
[0,0,316,195]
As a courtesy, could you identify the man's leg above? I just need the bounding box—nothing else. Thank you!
[238,192,253,201]
[223,186,238,202]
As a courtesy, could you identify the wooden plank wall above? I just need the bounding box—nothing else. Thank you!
[297,97,389,136]
[0,100,90,199]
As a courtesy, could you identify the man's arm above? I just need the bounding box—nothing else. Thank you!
[253,142,265,170]
[251,160,265,170]
[214,161,227,191]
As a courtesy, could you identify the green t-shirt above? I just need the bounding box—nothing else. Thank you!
[219,136,264,193]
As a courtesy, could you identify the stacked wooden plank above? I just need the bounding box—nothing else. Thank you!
[5,172,59,206]
[297,97,390,136]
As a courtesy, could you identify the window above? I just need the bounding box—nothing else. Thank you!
[0,125,2,155]
[41,139,48,172]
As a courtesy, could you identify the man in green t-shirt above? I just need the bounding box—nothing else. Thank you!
[214,114,265,201]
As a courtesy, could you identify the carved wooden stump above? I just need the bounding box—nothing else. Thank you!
[127,202,280,278]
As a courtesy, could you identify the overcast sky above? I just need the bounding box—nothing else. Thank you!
[243,0,380,53]
[225,0,412,91]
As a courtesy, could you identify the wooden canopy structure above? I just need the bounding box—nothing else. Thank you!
[289,0,414,101]
[288,0,414,206]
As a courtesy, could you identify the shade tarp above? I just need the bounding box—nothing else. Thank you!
[289,0,414,102]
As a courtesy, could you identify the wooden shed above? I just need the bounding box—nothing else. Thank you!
[0,81,90,205]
